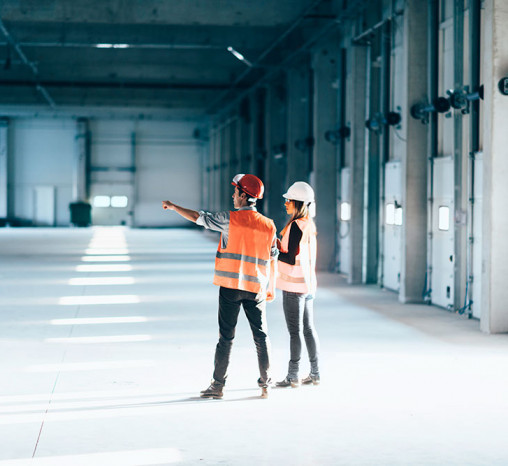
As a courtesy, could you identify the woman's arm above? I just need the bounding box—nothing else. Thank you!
[278,222,303,265]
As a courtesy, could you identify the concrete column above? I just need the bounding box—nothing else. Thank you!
[481,0,508,333]
[347,45,368,284]
[266,77,288,230]
[287,61,311,184]
[399,0,428,303]
[211,122,221,212]
[221,123,229,210]
[453,0,467,313]
[247,94,257,175]
[73,118,89,202]
[363,42,381,284]
[239,99,252,174]
[228,117,238,196]
[253,87,268,214]
[312,39,339,271]
[0,119,8,220]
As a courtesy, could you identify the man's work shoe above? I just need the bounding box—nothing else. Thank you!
[257,378,270,398]
[301,374,320,385]
[275,376,300,388]
[200,380,224,399]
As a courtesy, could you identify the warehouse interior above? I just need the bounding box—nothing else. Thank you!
[1,0,508,464]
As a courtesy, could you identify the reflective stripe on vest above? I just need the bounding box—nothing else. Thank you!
[215,269,263,284]
[278,271,306,284]
[213,210,276,294]
[216,251,268,267]
[276,217,317,294]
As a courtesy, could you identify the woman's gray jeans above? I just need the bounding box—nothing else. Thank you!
[282,290,320,380]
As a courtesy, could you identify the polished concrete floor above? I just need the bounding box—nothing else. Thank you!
[1,227,508,465]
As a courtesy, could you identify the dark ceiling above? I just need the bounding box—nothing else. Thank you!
[0,0,351,116]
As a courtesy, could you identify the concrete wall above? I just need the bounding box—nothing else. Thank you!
[10,119,75,226]
[481,0,508,333]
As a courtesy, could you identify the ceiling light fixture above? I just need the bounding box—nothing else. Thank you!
[227,46,253,67]
[95,43,130,49]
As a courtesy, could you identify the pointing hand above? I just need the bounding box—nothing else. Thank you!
[162,200,175,210]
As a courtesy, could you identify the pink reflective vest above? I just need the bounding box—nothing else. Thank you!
[276,217,317,294]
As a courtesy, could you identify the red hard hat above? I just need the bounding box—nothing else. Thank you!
[231,174,264,199]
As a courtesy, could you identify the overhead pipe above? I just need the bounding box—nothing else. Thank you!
[352,18,390,44]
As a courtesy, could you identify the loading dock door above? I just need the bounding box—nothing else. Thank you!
[33,186,55,226]
[383,161,402,291]
[431,157,454,309]
[338,168,351,275]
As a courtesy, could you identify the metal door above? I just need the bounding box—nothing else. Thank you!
[338,168,351,275]
[383,161,402,291]
[431,157,454,309]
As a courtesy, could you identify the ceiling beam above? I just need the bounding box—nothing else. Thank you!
[0,80,237,90]
[0,18,55,108]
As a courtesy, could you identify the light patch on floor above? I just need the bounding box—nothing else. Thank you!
[58,295,140,305]
[50,317,147,325]
[75,264,133,272]
[68,277,136,286]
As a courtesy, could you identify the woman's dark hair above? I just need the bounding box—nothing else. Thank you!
[281,199,315,237]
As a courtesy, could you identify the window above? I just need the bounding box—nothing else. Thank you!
[93,195,128,208]
[340,202,351,221]
[111,196,128,208]
[93,196,111,208]
[438,206,450,231]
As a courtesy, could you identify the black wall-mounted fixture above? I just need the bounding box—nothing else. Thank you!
[254,148,267,160]
[447,85,484,114]
[294,137,314,152]
[498,78,508,96]
[365,111,401,132]
[410,97,450,124]
[324,127,351,144]
[272,143,287,160]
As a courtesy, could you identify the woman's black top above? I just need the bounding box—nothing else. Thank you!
[278,222,303,265]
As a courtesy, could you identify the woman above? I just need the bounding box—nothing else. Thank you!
[275,181,320,388]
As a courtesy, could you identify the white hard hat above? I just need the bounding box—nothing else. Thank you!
[283,181,315,203]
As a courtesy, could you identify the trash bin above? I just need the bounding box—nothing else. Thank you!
[69,201,92,227]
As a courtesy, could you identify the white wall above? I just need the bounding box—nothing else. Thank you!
[135,121,203,227]
[11,119,75,226]
[8,117,206,227]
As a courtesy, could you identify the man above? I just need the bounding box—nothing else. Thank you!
[162,174,278,399]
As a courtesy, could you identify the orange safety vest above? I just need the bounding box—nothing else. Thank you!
[213,210,276,295]
[276,217,317,294]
